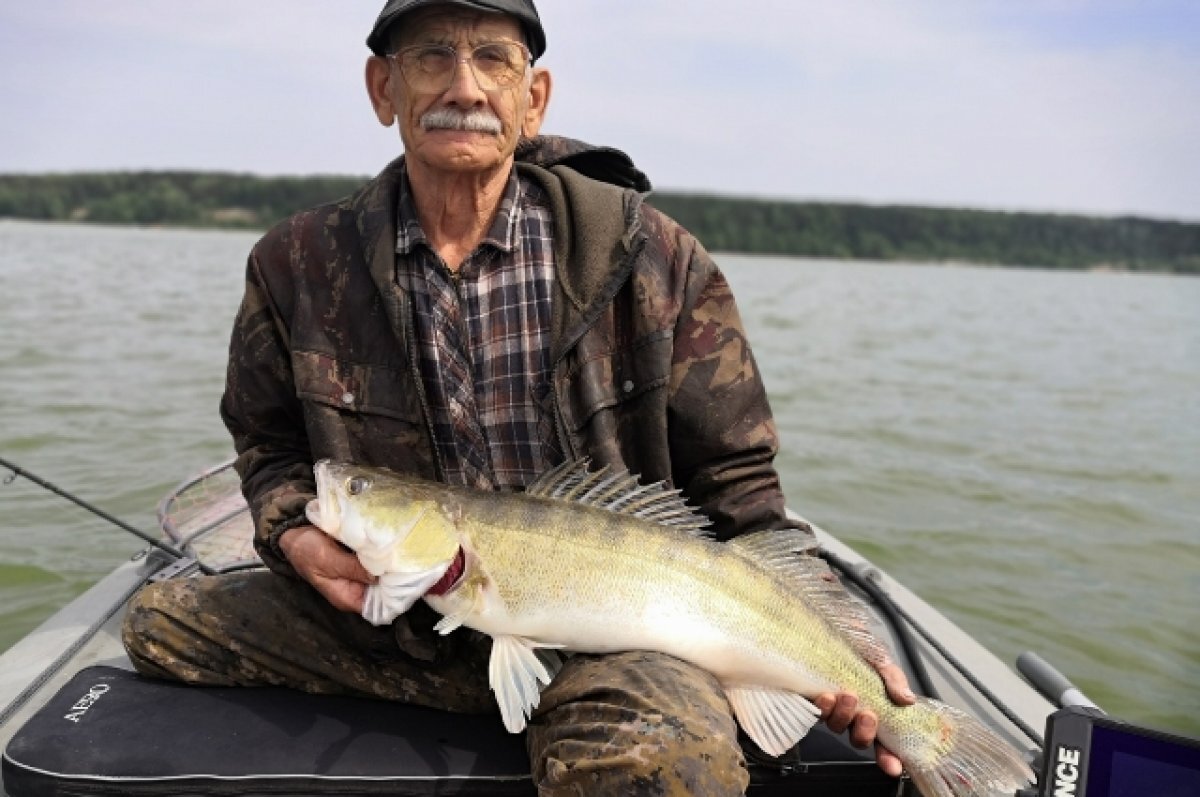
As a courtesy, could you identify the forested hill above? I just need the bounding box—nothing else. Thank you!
[1,171,1196,274]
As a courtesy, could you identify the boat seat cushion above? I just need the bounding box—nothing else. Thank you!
[2,666,896,796]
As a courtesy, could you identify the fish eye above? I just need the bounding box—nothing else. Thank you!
[346,477,370,496]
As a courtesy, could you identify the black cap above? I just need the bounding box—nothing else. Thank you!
[367,0,546,60]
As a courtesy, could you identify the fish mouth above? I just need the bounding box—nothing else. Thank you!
[308,459,341,535]
[305,498,327,531]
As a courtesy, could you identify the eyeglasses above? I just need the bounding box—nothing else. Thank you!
[388,42,531,93]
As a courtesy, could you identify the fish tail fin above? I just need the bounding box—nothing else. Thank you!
[900,699,1035,797]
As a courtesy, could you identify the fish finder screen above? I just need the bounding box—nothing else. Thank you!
[1084,723,1200,797]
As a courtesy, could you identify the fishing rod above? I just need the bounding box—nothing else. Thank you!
[0,454,217,576]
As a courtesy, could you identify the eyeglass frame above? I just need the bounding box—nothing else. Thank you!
[386,40,534,93]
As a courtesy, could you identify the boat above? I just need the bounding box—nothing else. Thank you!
[0,459,1054,796]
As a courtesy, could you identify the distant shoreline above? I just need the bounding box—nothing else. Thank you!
[2,171,1196,274]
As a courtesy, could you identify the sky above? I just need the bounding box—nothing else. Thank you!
[1,1,1198,221]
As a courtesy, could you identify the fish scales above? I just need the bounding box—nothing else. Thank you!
[457,489,827,682]
[471,483,935,744]
[308,459,1035,797]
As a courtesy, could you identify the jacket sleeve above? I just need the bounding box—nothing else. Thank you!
[661,215,815,545]
[219,247,314,577]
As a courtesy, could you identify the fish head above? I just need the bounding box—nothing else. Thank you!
[307,460,460,576]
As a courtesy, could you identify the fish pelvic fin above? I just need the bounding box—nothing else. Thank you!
[487,635,564,734]
[524,459,712,536]
[902,699,1035,797]
[360,566,447,626]
[724,685,821,757]
[729,529,894,668]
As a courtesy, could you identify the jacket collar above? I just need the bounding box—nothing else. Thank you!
[356,155,407,313]
[522,164,641,307]
[350,139,648,359]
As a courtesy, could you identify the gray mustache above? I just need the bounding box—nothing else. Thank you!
[420,108,503,134]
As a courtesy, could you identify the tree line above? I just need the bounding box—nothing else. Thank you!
[1,171,1196,274]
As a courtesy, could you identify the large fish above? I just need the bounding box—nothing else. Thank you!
[306,459,1034,797]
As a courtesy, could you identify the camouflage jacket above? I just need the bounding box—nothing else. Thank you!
[220,136,810,577]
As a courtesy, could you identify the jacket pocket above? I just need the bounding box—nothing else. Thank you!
[292,349,435,473]
[561,331,671,432]
[293,349,422,422]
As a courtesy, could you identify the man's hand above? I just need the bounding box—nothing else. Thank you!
[279,525,376,614]
[813,660,916,778]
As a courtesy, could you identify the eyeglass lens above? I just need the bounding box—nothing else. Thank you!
[397,43,528,92]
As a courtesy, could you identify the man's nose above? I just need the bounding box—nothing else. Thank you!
[442,57,487,105]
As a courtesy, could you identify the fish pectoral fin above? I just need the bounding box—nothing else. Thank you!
[487,635,563,734]
[433,585,483,635]
[360,567,446,626]
[433,610,466,635]
[724,685,821,758]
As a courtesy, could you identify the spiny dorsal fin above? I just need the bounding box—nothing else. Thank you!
[525,459,712,537]
[728,529,894,667]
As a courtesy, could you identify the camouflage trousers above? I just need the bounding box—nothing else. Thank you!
[123,572,750,795]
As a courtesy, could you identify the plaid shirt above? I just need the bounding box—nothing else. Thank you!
[396,166,559,490]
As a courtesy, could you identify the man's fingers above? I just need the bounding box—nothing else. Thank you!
[285,525,375,585]
[809,689,909,779]
[877,662,917,705]
[334,549,376,584]
[875,744,905,778]
[848,709,878,749]
[313,575,368,614]
[821,692,858,734]
[282,526,374,613]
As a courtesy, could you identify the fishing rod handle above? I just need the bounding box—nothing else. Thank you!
[1017,651,1101,711]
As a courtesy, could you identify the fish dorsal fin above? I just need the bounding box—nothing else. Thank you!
[525,459,712,536]
[728,529,894,667]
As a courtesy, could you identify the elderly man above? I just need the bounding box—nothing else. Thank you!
[122,0,913,793]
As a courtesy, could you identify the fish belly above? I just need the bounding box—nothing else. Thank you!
[458,507,838,698]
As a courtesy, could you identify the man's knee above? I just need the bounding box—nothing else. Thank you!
[120,575,269,685]
[121,579,197,678]
[528,651,748,796]
[535,725,747,796]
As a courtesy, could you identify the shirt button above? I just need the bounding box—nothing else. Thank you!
[622,380,635,393]
[341,392,355,405]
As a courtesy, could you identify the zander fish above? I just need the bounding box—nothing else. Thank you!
[306,459,1033,797]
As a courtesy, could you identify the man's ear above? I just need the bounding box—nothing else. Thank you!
[521,67,553,137]
[366,56,397,127]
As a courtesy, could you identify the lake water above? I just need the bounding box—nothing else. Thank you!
[1,219,1197,736]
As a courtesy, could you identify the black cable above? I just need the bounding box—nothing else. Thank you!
[0,455,216,576]
[819,548,939,700]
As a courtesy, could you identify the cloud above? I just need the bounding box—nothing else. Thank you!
[1,0,1197,219]
[537,1,1200,218]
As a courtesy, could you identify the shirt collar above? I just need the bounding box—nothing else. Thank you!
[395,161,523,256]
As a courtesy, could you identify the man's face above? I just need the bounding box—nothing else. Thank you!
[369,7,549,177]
